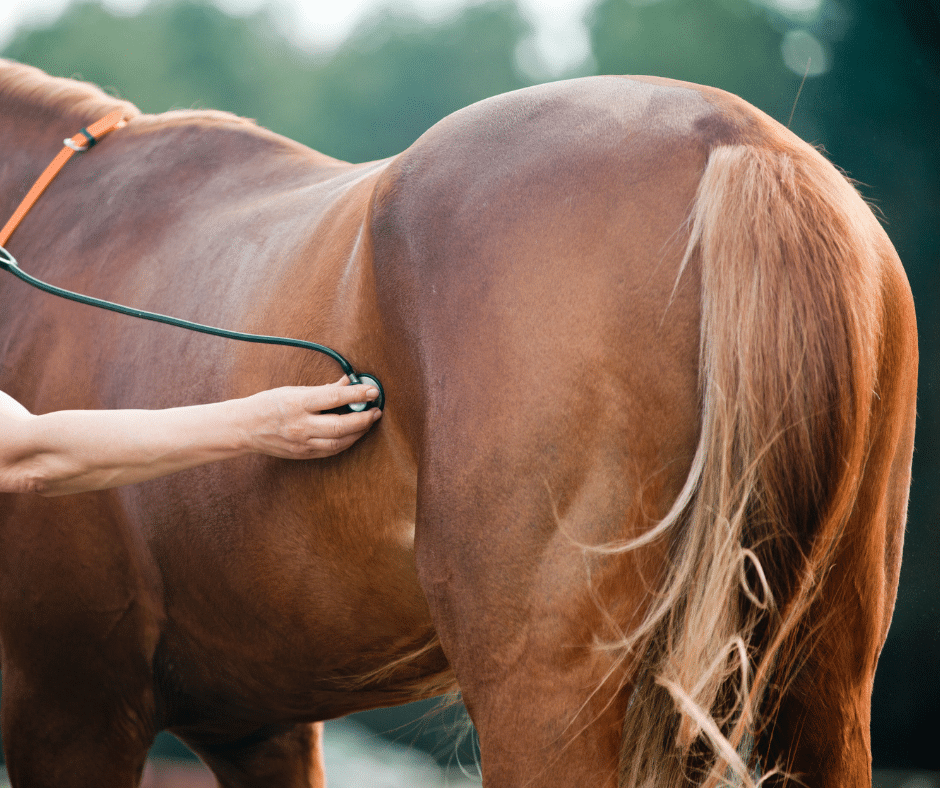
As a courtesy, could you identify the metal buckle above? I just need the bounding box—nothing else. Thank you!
[63,137,89,152]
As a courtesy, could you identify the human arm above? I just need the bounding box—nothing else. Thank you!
[0,381,381,497]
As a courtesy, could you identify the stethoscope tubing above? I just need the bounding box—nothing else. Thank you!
[0,245,384,410]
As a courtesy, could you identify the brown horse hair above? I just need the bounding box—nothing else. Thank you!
[336,632,459,698]
[0,58,257,134]
[608,142,883,788]
[0,58,139,128]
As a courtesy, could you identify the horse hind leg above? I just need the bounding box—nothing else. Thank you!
[417,536,637,786]
[181,722,326,788]
[759,315,916,786]
[754,248,917,787]
[757,500,905,788]
[414,454,678,788]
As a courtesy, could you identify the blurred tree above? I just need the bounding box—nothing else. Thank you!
[2,0,532,163]
[2,0,299,124]
[589,0,803,121]
[304,1,532,161]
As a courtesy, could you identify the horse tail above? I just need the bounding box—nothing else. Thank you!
[617,143,886,787]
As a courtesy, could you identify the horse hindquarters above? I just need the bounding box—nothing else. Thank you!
[369,76,915,788]
[615,144,917,788]
[382,92,707,786]
[409,143,915,788]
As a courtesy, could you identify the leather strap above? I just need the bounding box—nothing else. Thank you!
[0,109,127,247]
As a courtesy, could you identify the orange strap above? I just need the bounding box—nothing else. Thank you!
[0,109,127,248]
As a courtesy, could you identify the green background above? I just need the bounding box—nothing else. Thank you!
[1,0,937,771]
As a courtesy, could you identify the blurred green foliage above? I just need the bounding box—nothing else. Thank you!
[590,0,794,115]
[2,0,937,771]
[2,0,532,162]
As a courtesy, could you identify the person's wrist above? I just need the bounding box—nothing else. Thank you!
[224,395,257,455]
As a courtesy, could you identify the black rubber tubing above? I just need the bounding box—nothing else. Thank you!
[0,245,385,410]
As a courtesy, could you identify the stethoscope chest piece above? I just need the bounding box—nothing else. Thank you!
[344,373,385,413]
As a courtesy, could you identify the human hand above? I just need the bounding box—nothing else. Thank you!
[238,378,382,460]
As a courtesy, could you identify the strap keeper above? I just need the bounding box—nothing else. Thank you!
[63,128,97,152]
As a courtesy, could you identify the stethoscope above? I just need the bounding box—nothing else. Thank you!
[0,111,384,413]
[0,246,384,413]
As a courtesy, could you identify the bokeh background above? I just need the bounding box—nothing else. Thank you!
[0,0,936,781]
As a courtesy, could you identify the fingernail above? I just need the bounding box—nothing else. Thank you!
[372,409,382,420]
[366,387,379,398]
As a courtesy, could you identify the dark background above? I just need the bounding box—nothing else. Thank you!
[1,0,936,772]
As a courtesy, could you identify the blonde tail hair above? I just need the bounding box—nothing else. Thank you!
[618,143,882,787]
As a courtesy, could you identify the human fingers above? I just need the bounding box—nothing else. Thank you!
[299,412,380,458]
[287,406,380,446]
[304,381,380,412]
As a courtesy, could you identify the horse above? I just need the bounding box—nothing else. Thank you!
[0,59,917,788]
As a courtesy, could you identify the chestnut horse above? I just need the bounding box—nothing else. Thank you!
[0,60,917,788]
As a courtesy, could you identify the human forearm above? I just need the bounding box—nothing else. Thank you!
[12,400,250,496]
[0,382,380,496]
